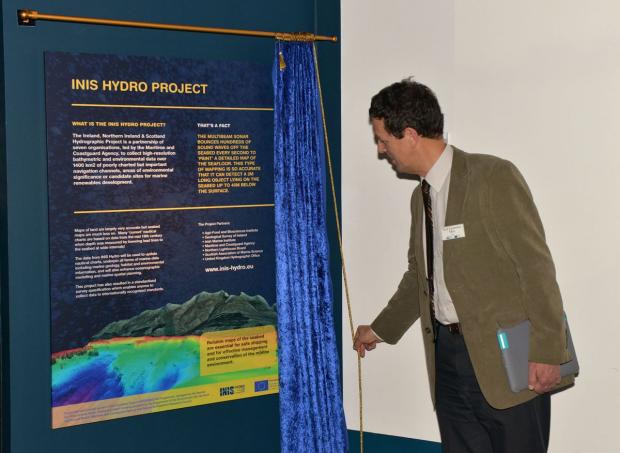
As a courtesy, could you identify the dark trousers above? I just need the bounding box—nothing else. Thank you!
[435,323,550,453]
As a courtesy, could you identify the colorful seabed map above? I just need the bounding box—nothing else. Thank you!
[51,291,279,428]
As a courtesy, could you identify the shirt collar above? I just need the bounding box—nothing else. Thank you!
[423,144,453,192]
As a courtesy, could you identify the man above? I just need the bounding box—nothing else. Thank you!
[353,79,574,453]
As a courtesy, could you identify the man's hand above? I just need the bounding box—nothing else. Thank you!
[528,362,561,393]
[353,325,383,358]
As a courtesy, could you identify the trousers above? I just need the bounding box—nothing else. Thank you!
[435,323,550,453]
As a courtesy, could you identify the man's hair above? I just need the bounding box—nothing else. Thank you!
[369,78,444,139]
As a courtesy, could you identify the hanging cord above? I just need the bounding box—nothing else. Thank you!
[311,43,364,453]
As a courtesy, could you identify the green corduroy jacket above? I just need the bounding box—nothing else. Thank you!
[371,148,574,409]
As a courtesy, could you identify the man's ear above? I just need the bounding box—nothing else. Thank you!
[402,127,421,143]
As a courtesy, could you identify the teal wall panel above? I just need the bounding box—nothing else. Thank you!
[348,431,442,453]
[0,1,340,452]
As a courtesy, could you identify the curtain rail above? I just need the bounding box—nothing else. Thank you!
[17,9,338,43]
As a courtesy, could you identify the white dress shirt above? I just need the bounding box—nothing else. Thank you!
[422,145,459,325]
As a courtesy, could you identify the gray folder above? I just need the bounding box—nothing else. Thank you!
[496,317,579,393]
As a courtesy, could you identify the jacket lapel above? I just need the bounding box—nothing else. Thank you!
[444,148,469,262]
[413,147,469,277]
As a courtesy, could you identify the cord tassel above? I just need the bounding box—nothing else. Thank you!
[278,51,286,71]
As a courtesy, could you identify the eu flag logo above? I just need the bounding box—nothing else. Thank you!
[254,380,269,392]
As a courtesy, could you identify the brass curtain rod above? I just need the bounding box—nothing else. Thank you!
[17,9,338,42]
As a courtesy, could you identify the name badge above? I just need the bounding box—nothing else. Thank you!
[442,224,465,241]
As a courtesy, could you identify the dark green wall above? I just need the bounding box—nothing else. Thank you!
[0,1,340,452]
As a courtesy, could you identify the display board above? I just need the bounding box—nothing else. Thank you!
[45,52,277,429]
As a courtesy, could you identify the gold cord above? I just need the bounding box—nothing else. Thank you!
[312,43,364,453]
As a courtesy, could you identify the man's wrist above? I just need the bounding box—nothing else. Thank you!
[370,327,384,342]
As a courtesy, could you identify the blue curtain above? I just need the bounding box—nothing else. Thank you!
[273,41,347,453]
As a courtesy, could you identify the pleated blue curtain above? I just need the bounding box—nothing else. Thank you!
[273,41,347,453]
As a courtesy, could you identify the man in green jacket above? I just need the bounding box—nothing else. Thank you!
[353,79,574,453]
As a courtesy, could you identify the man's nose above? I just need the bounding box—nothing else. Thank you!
[377,143,386,154]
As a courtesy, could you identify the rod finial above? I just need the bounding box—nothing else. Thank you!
[17,9,37,26]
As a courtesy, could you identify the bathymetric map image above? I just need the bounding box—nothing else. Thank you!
[51,291,278,427]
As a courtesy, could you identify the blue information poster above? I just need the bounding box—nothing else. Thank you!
[45,52,277,428]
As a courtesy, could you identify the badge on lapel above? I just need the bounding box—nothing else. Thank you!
[442,224,466,241]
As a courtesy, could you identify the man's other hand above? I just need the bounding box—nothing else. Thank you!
[528,362,561,393]
[353,325,383,358]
